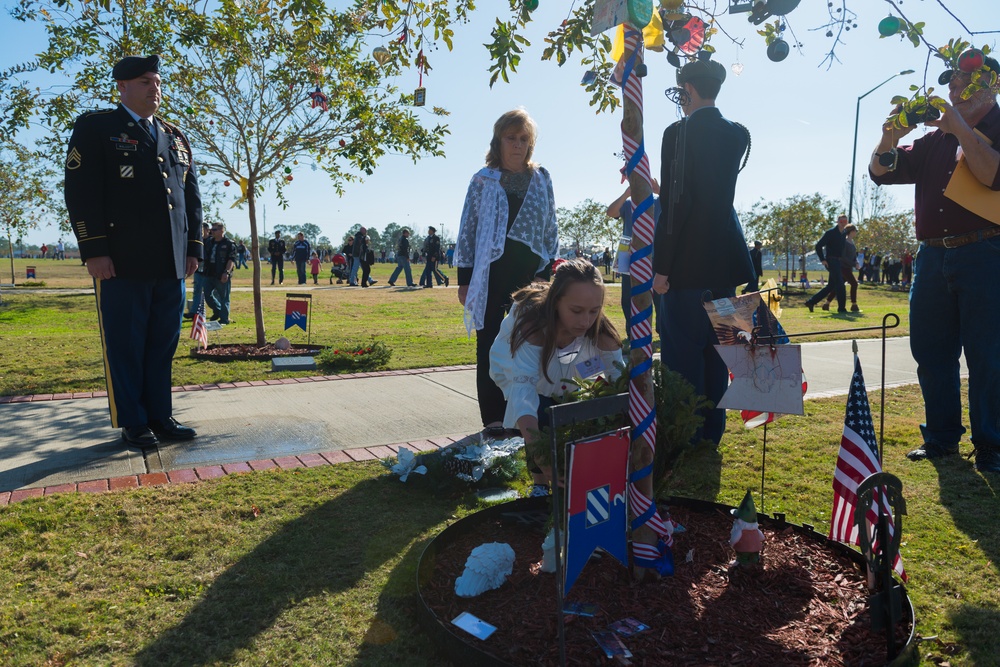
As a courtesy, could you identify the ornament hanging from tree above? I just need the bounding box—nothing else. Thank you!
[958,48,985,72]
[414,49,427,107]
[669,15,705,54]
[372,46,391,66]
[767,38,789,62]
[877,15,901,37]
[309,86,328,112]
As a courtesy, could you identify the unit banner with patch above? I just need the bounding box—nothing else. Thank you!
[565,428,630,593]
[284,299,309,331]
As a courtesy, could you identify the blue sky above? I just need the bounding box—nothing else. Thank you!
[2,0,993,247]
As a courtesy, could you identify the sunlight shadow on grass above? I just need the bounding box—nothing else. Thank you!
[132,475,459,667]
[949,604,1000,667]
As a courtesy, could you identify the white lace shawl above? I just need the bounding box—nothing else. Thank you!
[455,166,559,334]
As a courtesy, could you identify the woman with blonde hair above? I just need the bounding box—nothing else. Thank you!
[490,259,623,496]
[456,108,560,439]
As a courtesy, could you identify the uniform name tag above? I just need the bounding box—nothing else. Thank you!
[120,165,134,179]
[576,354,605,379]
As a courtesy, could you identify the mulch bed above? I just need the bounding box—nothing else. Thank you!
[421,504,911,666]
[189,343,325,361]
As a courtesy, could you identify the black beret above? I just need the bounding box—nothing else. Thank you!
[676,59,726,86]
[112,55,160,81]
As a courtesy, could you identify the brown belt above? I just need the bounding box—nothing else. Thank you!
[921,226,1000,249]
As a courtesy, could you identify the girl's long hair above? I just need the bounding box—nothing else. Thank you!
[509,258,620,383]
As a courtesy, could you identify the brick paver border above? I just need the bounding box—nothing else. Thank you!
[0,435,466,505]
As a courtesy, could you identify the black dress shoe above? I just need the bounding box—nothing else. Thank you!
[149,418,197,441]
[122,426,159,448]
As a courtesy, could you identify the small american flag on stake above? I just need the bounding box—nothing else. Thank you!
[190,296,208,349]
[829,350,906,581]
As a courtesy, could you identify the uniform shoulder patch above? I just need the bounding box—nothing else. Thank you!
[66,147,82,170]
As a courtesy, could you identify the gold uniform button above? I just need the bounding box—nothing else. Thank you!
[162,172,168,178]
[166,188,172,194]
[158,157,164,163]
[168,204,174,210]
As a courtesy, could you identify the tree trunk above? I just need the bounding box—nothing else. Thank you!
[246,184,266,346]
[619,27,661,582]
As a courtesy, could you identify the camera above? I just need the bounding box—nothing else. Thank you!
[906,105,941,124]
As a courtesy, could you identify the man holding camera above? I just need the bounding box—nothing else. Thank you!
[869,55,1000,473]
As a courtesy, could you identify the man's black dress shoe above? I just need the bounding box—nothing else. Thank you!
[122,426,159,448]
[149,418,197,441]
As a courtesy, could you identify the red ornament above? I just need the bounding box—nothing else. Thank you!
[224,180,231,187]
[286,175,294,182]
[339,139,346,147]
[958,48,985,73]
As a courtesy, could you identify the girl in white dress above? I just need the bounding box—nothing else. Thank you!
[489,259,624,496]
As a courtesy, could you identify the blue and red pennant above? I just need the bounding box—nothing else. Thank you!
[565,428,630,593]
[284,299,309,331]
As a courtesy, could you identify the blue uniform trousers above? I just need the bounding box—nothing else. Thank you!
[660,287,734,446]
[94,277,185,429]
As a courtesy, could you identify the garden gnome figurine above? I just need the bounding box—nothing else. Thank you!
[730,490,764,566]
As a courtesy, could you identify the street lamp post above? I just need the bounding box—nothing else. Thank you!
[848,69,914,223]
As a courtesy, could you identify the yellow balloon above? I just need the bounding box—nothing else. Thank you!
[661,0,684,9]
[372,46,391,66]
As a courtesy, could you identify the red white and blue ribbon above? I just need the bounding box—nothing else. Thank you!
[619,26,673,575]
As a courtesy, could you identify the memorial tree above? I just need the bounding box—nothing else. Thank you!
[2,0,450,344]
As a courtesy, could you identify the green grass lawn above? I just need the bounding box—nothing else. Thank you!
[1,382,996,666]
[0,265,910,397]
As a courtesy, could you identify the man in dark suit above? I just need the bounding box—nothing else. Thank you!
[268,231,285,285]
[744,241,764,293]
[65,54,202,448]
[804,214,849,313]
[653,58,754,447]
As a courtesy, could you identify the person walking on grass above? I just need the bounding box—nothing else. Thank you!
[388,228,417,287]
[823,224,861,312]
[804,214,849,314]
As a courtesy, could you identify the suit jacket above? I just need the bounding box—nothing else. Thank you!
[655,106,754,290]
[65,105,203,280]
[814,225,846,264]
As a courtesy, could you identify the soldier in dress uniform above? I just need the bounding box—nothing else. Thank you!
[64,54,203,448]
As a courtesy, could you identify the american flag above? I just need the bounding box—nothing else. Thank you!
[190,296,208,348]
[829,353,906,581]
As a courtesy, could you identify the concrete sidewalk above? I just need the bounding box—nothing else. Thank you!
[0,336,966,497]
